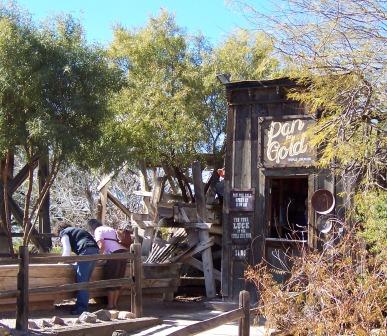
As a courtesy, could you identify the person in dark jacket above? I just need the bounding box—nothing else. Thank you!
[53,222,99,315]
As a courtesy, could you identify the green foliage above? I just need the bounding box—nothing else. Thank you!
[207,29,280,82]
[199,29,280,153]
[0,3,125,246]
[109,10,206,167]
[355,190,387,255]
[108,12,281,167]
[0,5,124,168]
[242,0,386,191]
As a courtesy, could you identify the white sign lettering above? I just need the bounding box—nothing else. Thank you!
[266,119,309,164]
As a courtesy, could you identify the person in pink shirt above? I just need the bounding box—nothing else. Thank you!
[87,219,128,309]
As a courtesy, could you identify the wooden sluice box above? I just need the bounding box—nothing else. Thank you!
[0,262,181,312]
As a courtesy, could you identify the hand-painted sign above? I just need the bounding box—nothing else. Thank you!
[230,189,255,211]
[262,118,315,167]
[232,245,250,260]
[230,213,253,242]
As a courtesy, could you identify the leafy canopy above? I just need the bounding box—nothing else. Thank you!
[109,12,280,166]
[109,10,207,167]
[239,0,386,254]
[0,4,123,168]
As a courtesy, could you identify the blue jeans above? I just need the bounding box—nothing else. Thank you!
[73,246,99,313]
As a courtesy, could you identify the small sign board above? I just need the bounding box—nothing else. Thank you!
[232,245,249,261]
[261,117,315,167]
[229,189,255,211]
[230,212,253,243]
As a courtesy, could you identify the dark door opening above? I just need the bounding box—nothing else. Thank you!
[268,177,308,241]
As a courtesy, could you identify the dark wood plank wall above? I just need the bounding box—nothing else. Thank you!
[222,80,320,301]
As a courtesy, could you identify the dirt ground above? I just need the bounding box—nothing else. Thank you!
[0,296,269,336]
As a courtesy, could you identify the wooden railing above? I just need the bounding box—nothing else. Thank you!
[0,243,143,332]
[167,291,250,336]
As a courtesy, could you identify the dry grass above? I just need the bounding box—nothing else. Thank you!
[246,226,386,335]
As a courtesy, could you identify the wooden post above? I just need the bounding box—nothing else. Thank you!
[16,245,29,331]
[38,153,52,250]
[132,243,143,317]
[99,185,108,225]
[133,227,140,244]
[192,161,216,298]
[238,290,250,336]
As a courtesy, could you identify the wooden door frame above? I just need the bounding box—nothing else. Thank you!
[259,168,316,257]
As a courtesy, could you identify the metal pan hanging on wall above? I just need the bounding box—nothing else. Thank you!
[316,215,334,233]
[311,189,335,215]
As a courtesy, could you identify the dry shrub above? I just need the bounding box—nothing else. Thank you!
[246,226,386,335]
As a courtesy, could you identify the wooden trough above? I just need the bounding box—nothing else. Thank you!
[0,261,181,313]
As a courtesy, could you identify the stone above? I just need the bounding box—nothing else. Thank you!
[109,310,119,319]
[73,318,82,324]
[28,320,40,329]
[51,316,66,326]
[94,309,111,321]
[118,311,136,319]
[79,312,98,323]
[0,323,12,336]
[40,319,53,328]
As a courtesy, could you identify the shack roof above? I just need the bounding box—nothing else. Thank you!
[223,77,300,90]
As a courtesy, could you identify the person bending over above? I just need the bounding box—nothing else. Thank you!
[87,218,129,310]
[53,222,99,315]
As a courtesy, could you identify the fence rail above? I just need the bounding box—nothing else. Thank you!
[167,291,250,336]
[0,243,143,332]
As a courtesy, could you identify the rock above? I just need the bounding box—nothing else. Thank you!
[94,309,111,321]
[0,323,12,336]
[118,311,136,319]
[51,316,66,326]
[79,312,98,323]
[109,310,119,319]
[28,320,40,329]
[40,319,53,328]
[73,318,82,324]
[112,330,128,336]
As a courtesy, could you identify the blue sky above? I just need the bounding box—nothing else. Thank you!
[16,0,269,46]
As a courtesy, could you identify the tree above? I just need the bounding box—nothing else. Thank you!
[238,0,386,250]
[108,10,207,168]
[200,29,280,154]
[0,4,123,250]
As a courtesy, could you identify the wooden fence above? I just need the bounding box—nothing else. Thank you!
[0,243,143,332]
[166,291,250,336]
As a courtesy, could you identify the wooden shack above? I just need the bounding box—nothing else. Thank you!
[220,78,346,301]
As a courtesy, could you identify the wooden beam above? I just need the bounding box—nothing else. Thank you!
[8,158,39,194]
[192,161,216,298]
[29,277,134,294]
[132,243,143,317]
[132,190,153,197]
[107,191,132,218]
[167,308,244,336]
[0,181,48,252]
[16,246,29,331]
[97,173,114,192]
[38,153,51,250]
[185,257,221,281]
[99,185,108,224]
[150,176,165,218]
[29,251,135,264]
[43,318,161,336]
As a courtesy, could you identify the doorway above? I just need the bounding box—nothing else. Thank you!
[267,177,308,241]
